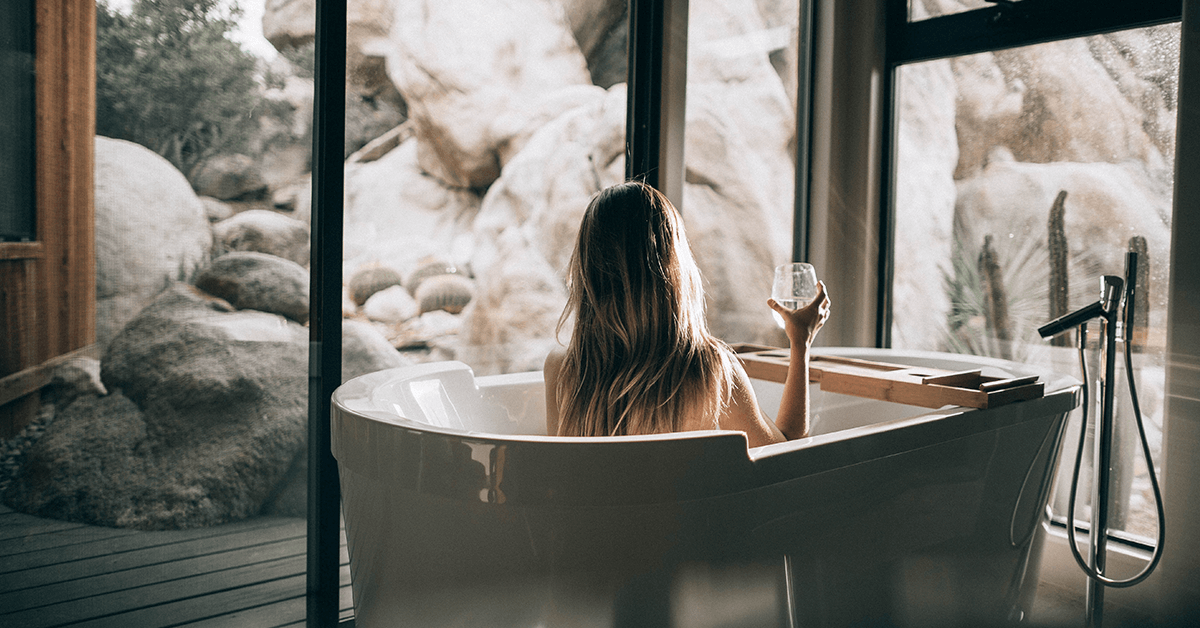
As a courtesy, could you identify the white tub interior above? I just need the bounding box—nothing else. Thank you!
[340,347,1060,442]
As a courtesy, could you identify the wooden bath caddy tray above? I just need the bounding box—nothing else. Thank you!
[732,345,1044,409]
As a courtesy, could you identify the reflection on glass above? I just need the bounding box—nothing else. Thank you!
[892,24,1179,541]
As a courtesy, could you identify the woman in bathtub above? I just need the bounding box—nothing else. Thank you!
[543,181,831,447]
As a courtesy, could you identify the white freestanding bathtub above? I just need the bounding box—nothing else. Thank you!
[332,348,1080,628]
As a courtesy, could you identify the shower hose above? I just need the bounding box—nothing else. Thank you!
[1063,267,1166,587]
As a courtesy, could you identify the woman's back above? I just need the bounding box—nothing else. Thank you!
[544,181,829,448]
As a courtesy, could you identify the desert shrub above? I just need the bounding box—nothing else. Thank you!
[96,0,283,175]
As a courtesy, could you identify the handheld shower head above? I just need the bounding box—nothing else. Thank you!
[1101,275,1124,314]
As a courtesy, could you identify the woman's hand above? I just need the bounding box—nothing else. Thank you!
[768,280,830,349]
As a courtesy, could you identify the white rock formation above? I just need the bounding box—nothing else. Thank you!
[470,84,626,278]
[891,59,958,350]
[363,285,419,324]
[464,85,626,372]
[952,35,1175,178]
[385,0,593,188]
[94,137,213,348]
[686,0,796,262]
[342,135,481,280]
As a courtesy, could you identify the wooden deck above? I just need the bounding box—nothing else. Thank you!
[0,503,354,627]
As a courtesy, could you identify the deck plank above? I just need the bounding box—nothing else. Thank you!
[73,573,310,628]
[3,554,308,628]
[0,523,137,557]
[0,510,355,627]
[0,535,306,612]
[0,518,306,592]
[0,517,87,540]
[184,579,354,628]
[185,594,307,628]
[0,516,298,575]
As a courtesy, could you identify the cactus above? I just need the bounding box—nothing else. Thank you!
[348,266,404,307]
[1128,235,1150,352]
[415,274,475,315]
[978,235,1012,360]
[406,258,460,296]
[1048,190,1070,347]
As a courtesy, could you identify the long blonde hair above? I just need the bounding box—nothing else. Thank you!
[554,181,733,436]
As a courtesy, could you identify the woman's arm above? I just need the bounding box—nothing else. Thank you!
[543,349,564,436]
[767,281,830,440]
[721,361,787,447]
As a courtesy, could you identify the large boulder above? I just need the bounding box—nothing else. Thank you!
[262,0,393,90]
[211,209,311,267]
[262,0,406,163]
[469,84,626,278]
[188,153,269,201]
[94,136,212,348]
[7,285,308,528]
[4,284,409,528]
[676,0,802,343]
[680,97,788,345]
[951,33,1176,179]
[385,0,592,188]
[262,0,318,50]
[261,318,413,518]
[560,0,627,88]
[194,251,311,324]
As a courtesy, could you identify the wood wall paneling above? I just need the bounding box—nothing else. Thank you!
[0,0,96,436]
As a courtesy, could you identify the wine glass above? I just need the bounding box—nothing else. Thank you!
[771,262,819,329]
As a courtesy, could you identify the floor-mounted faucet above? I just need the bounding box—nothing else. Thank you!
[1037,252,1165,628]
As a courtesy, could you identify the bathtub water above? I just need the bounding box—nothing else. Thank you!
[332,348,1080,627]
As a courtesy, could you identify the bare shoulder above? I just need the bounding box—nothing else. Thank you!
[544,347,566,381]
[720,358,786,447]
[543,348,566,436]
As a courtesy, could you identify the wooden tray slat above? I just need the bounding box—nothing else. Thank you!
[732,345,1044,409]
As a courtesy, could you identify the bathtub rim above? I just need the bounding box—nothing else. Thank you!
[331,346,1082,450]
[332,348,1082,505]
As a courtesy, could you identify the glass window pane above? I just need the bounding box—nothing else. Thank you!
[341,1,630,376]
[683,0,799,345]
[0,0,36,242]
[892,24,1179,541]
